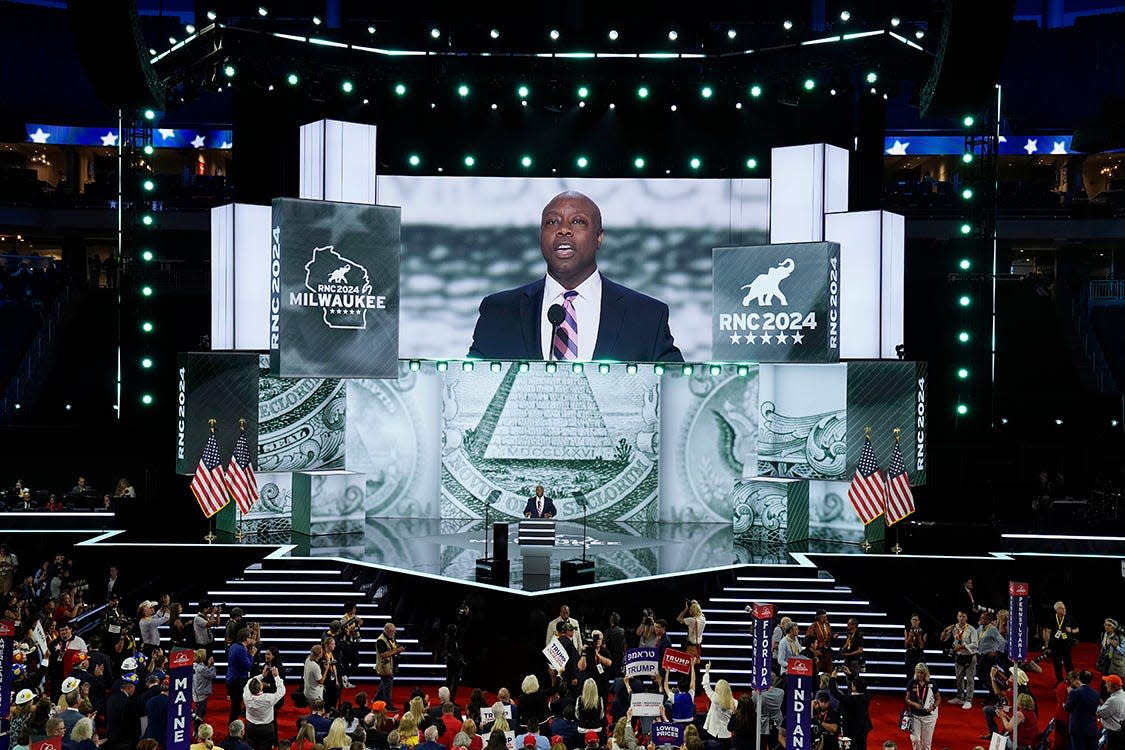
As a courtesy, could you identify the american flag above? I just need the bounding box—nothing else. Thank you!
[191,429,230,518]
[884,440,916,525]
[847,435,886,525]
[225,429,259,514]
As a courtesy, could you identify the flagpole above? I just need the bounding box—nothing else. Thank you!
[204,418,218,543]
[234,419,246,542]
[891,428,903,554]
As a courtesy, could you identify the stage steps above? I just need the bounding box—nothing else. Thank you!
[666,562,961,695]
[174,556,445,686]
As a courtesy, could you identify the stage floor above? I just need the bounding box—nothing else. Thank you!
[244,517,863,591]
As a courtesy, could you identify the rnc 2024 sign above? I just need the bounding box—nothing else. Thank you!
[712,242,841,363]
[270,198,400,378]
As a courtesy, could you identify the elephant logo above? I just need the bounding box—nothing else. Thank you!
[327,264,351,284]
[741,258,795,306]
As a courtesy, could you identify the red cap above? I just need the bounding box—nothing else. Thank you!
[585,732,599,745]
[551,737,564,746]
[524,736,539,747]
[1106,674,1123,687]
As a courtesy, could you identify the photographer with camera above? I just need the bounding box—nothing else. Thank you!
[635,609,657,648]
[194,601,223,657]
[138,597,171,656]
[339,601,363,690]
[676,599,706,659]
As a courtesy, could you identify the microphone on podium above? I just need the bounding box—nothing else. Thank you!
[547,304,566,359]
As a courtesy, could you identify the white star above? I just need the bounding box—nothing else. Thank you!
[219,141,232,150]
[1023,138,1038,155]
[191,134,206,149]
[792,331,805,344]
[729,333,742,345]
[886,139,909,155]
[1051,141,1068,155]
[745,333,757,344]
[29,127,50,144]
[776,333,789,344]
[158,128,176,140]
[760,333,773,344]
[100,131,119,147]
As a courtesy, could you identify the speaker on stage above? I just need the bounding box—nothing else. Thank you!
[475,558,509,586]
[493,522,509,562]
[561,559,594,587]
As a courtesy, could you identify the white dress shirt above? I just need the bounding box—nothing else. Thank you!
[540,271,602,361]
[244,674,285,725]
[1098,689,1125,731]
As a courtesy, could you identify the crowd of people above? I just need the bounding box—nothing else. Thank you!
[1,475,136,511]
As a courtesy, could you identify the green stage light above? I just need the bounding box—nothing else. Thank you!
[341,80,354,93]
[634,157,645,169]
[463,155,475,167]
[957,367,969,379]
[709,364,722,376]
[223,65,235,78]
[959,258,972,270]
[490,361,502,373]
[143,145,154,155]
[545,361,557,373]
[960,223,972,235]
[962,152,974,164]
[461,361,474,372]
[576,156,588,168]
[689,157,701,170]
[436,361,448,372]
[141,249,154,262]
[626,363,638,374]
[141,394,154,406]
[963,115,975,127]
[143,109,156,121]
[141,285,153,297]
[408,360,420,371]
[956,403,968,415]
[637,86,649,99]
[750,84,762,98]
[700,86,713,99]
[577,86,589,99]
[142,179,154,192]
[517,85,529,98]
[746,158,758,169]
[866,72,877,84]
[520,155,533,168]
[457,84,470,97]
[287,73,299,86]
[653,364,665,375]
[141,357,153,369]
[958,331,970,343]
[394,83,406,96]
[598,363,610,374]
[141,215,153,226]
[518,362,530,373]
[141,321,154,333]
[408,154,420,166]
[737,365,749,377]
[959,295,972,307]
[682,364,694,375]
[803,78,815,91]
[572,362,584,373]
[962,188,973,199]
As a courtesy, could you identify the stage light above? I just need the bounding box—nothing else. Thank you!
[457,84,470,97]
[637,86,649,99]
[737,365,749,377]
[830,89,837,96]
[545,362,557,373]
[521,155,533,168]
[141,249,154,262]
[1113,419,1120,427]
[626,363,637,374]
[341,80,353,93]
[223,65,235,78]
[408,360,421,372]
[143,145,154,155]
[169,36,177,45]
[963,115,975,127]
[463,155,475,167]
[783,20,793,30]
[608,29,619,40]
[64,403,71,411]
[962,152,974,164]
[1054,418,1064,426]
[634,157,645,169]
[13,403,19,410]
[840,10,851,21]
[490,362,502,373]
[728,29,737,39]
[491,103,498,110]
[670,105,677,112]
[746,158,758,169]
[430,28,441,39]
[436,361,448,372]
[576,156,589,168]
[957,367,969,379]
[956,403,968,415]
[962,188,973,200]
[206,10,217,20]
[517,85,529,98]
[866,72,878,84]
[141,394,154,406]
[141,357,153,369]
[700,86,713,99]
[408,154,420,167]
[461,361,474,372]
[890,17,901,27]
[549,29,560,40]
[287,73,299,85]
[803,78,816,91]
[653,364,665,375]
[668,30,678,41]
[960,223,972,235]
[143,109,156,121]
[312,15,321,25]
[577,86,589,99]
[490,28,500,39]
[142,179,154,192]
[682,364,694,375]
[609,103,615,110]
[750,84,762,98]
[689,157,701,170]
[709,364,722,376]
[362,98,369,105]
[518,362,530,373]
[141,285,153,297]
[141,321,154,333]
[394,83,406,96]
[571,363,584,374]
[257,6,267,16]
[149,48,156,55]
[141,215,154,226]
[915,30,925,39]
[958,331,970,343]
[367,25,376,35]
[596,363,610,374]
[959,295,972,307]
[959,258,972,270]
[1000,417,1009,425]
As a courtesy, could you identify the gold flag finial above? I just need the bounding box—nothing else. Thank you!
[893,427,901,443]
[239,418,246,430]
[208,419,217,432]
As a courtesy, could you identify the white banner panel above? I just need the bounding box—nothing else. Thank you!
[824,211,881,359]
[769,144,849,244]
[210,203,271,350]
[880,212,906,359]
[299,119,377,205]
[211,205,235,350]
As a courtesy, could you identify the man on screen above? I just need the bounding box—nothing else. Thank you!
[468,191,683,362]
[523,486,556,519]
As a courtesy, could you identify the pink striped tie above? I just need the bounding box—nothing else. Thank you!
[552,291,579,360]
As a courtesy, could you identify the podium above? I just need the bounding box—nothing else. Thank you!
[519,520,555,590]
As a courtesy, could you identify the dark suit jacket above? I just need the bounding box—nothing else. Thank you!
[1064,684,1099,737]
[523,495,557,518]
[467,276,683,362]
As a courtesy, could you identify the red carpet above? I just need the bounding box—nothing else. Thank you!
[204,646,1097,749]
